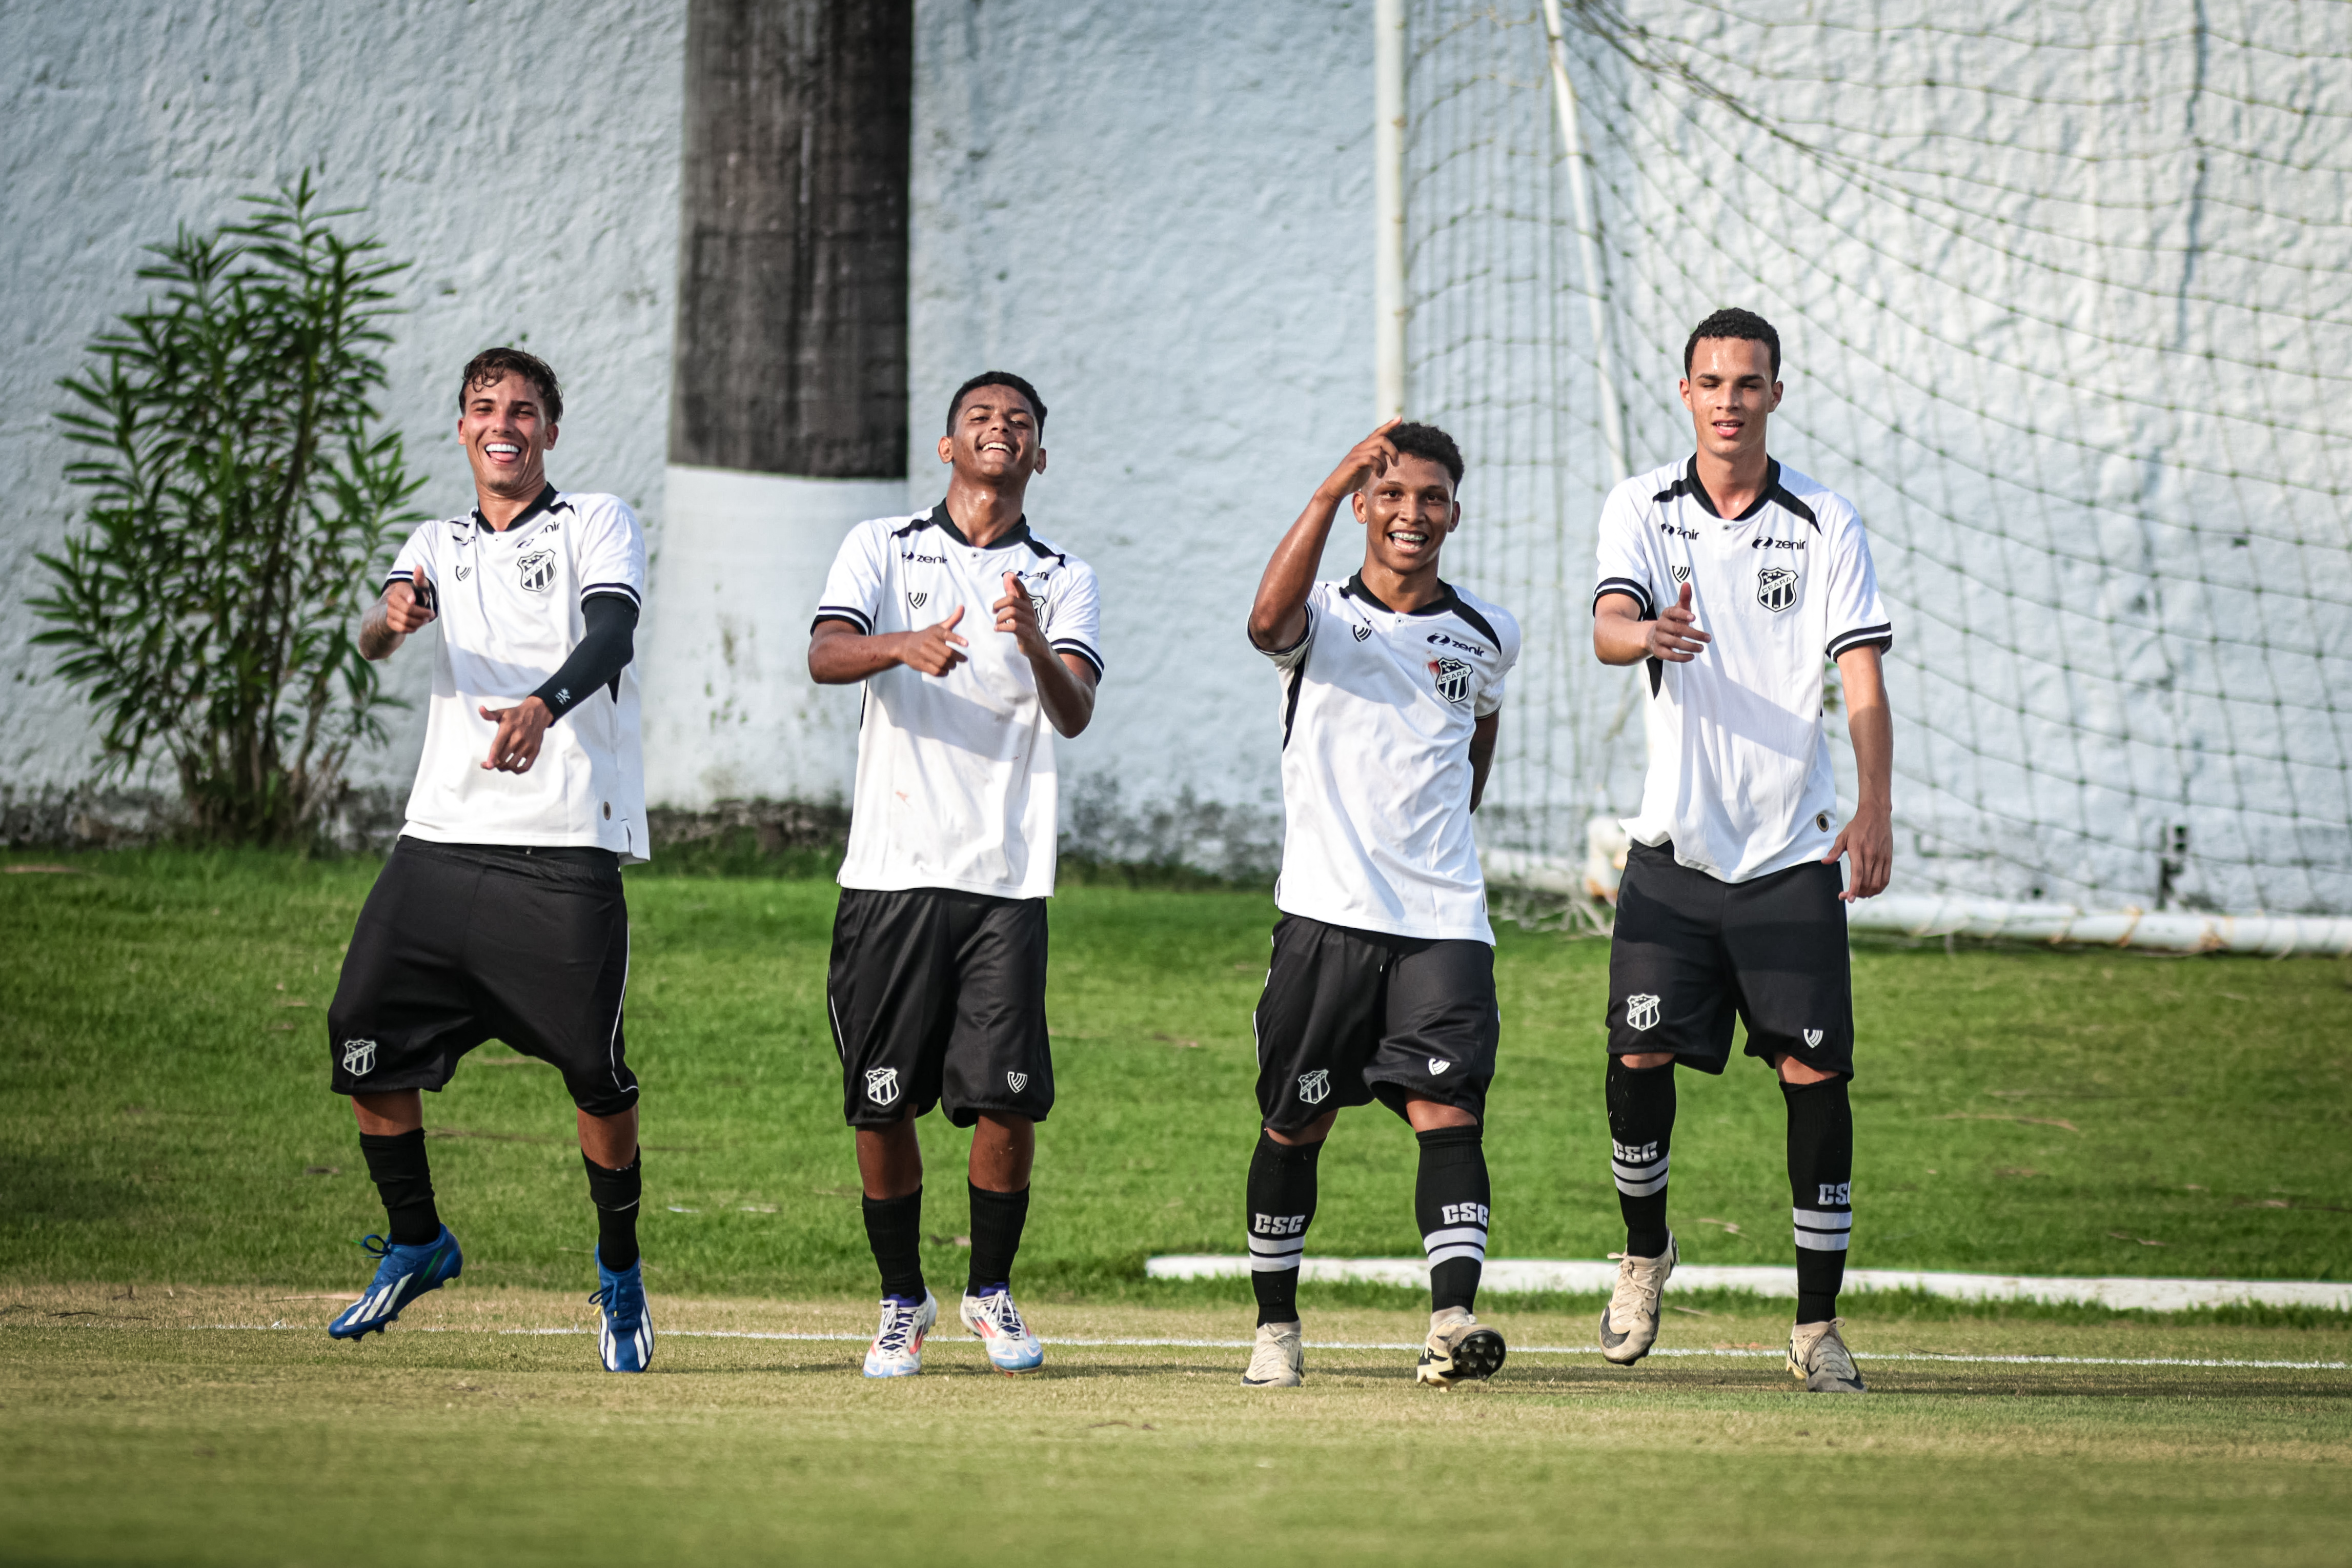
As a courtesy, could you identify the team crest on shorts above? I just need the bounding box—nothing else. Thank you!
[1428,657,1474,705]
[1007,1071,1028,1093]
[1624,993,1661,1032]
[864,1066,901,1106]
[340,1038,378,1076]
[515,547,558,595]
[1803,1028,1824,1049]
[1756,565,1799,613]
[908,590,928,610]
[1296,1068,1331,1105]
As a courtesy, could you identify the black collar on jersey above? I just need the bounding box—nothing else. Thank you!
[1340,573,1503,650]
[470,484,567,534]
[904,501,1064,562]
[1657,457,1818,531]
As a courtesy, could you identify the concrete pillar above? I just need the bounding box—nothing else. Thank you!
[641,0,913,809]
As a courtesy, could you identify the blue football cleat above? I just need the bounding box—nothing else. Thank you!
[329,1226,463,1340]
[589,1251,654,1373]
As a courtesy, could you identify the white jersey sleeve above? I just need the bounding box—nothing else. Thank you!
[1821,500,1895,660]
[1259,587,1321,673]
[1043,556,1105,678]
[572,495,647,611]
[386,520,439,601]
[1473,602,1523,719]
[1592,480,1658,620]
[814,518,891,635]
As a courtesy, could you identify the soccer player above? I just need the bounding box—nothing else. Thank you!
[808,371,1101,1378]
[1590,308,1893,1393]
[1239,420,1523,1390]
[323,347,655,1373]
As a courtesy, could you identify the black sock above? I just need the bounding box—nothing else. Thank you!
[1784,1076,1854,1323]
[862,1188,925,1300]
[1414,1126,1490,1315]
[1246,1130,1321,1326]
[966,1183,1030,1296]
[583,1150,642,1273]
[1606,1057,1675,1257]
[358,1129,440,1246]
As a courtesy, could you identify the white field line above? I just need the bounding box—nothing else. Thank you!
[26,1321,2332,1371]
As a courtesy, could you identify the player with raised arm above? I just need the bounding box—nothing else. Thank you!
[809,372,1101,1379]
[1239,421,1523,1390]
[325,348,655,1372]
[1590,309,1894,1393]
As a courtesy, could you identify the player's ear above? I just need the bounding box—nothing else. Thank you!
[1768,381,1784,411]
[1351,488,1369,524]
[1032,445,1046,476]
[938,434,955,465]
[543,421,558,451]
[1678,377,1696,411]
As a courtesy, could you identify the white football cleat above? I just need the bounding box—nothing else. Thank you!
[1416,1306,1506,1388]
[863,1291,938,1378]
[959,1287,1044,1374]
[1599,1231,1677,1366]
[1788,1317,1866,1393]
[1241,1319,1304,1387]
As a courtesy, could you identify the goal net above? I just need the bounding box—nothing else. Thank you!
[1404,0,2352,920]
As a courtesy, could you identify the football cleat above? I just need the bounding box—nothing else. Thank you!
[1788,1317,1866,1393]
[1599,1230,1677,1366]
[588,1251,654,1373]
[959,1287,1045,1374]
[1241,1319,1305,1388]
[1416,1306,1506,1388]
[863,1291,938,1378]
[328,1226,463,1340]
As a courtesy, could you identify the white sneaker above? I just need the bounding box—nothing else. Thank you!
[862,1292,938,1378]
[1417,1306,1507,1388]
[959,1287,1045,1373]
[1599,1231,1677,1365]
[1788,1318,1866,1393]
[1242,1319,1304,1387]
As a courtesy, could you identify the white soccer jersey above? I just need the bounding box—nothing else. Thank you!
[1593,456,1892,884]
[387,487,648,861]
[1265,575,1522,943]
[815,505,1104,901]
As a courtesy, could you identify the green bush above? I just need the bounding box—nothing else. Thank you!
[30,175,425,843]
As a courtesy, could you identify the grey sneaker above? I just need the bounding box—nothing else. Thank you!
[1416,1306,1507,1388]
[1598,1231,1677,1365]
[1788,1318,1866,1393]
[1242,1319,1304,1387]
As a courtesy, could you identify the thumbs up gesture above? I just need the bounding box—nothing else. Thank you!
[386,566,438,634]
[1646,579,1710,663]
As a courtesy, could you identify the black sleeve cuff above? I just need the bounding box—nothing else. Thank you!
[812,605,873,635]
[1593,578,1654,619]
[1827,623,1894,659]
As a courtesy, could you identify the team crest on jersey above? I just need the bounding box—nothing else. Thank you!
[1671,563,1691,585]
[1007,1071,1028,1093]
[1757,564,1799,613]
[1297,1069,1331,1105]
[340,1038,378,1077]
[1021,576,1047,614]
[1624,993,1661,1032]
[1429,657,1474,705]
[516,547,558,595]
[908,590,928,611]
[864,1067,901,1106]
[1352,622,1372,641]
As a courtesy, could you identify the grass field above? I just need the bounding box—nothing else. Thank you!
[3,850,2349,1563]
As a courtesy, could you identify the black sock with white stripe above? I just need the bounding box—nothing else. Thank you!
[1606,1057,1675,1257]
[1246,1131,1321,1326]
[359,1129,440,1246]
[1783,1075,1854,1323]
[1414,1126,1490,1314]
[583,1150,642,1273]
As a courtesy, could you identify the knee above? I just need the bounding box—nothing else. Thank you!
[1615,1052,1675,1071]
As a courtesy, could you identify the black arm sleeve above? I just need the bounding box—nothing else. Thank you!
[531,595,638,723]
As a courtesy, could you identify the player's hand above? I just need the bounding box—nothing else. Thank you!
[478,697,553,774]
[1646,581,1710,662]
[1824,803,1894,900]
[993,571,1048,656]
[384,567,437,634]
[895,605,969,676]
[1315,419,1404,501]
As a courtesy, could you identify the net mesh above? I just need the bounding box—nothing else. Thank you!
[1405,0,2352,915]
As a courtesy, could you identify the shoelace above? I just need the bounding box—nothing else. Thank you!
[357,1234,393,1261]
[1802,1323,1857,1378]
[1605,1253,1666,1325]
[874,1302,919,1354]
[981,1295,1028,1339]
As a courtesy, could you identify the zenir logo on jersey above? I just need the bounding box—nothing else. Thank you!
[516,547,559,595]
[340,1038,378,1076]
[864,1067,901,1106]
[1429,657,1474,705]
[908,590,929,610]
[1757,564,1799,613]
[1296,1068,1331,1105]
[1624,993,1661,1032]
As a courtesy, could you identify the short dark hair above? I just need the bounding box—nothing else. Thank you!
[1385,421,1465,488]
[457,347,563,424]
[1683,308,1781,379]
[946,371,1046,434]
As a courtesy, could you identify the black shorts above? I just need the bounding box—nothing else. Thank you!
[1251,913,1499,1133]
[1606,841,1853,1077]
[827,887,1054,1129]
[327,838,638,1115]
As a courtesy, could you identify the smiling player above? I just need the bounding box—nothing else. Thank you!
[1590,308,1894,1393]
[809,372,1102,1378]
[323,347,655,1373]
[1238,420,1522,1390]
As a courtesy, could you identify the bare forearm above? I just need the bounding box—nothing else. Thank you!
[1592,603,1652,666]
[1027,648,1098,738]
[1848,700,1892,812]
[1468,713,1498,813]
[808,629,909,684]
[1249,487,1346,650]
[359,601,405,662]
